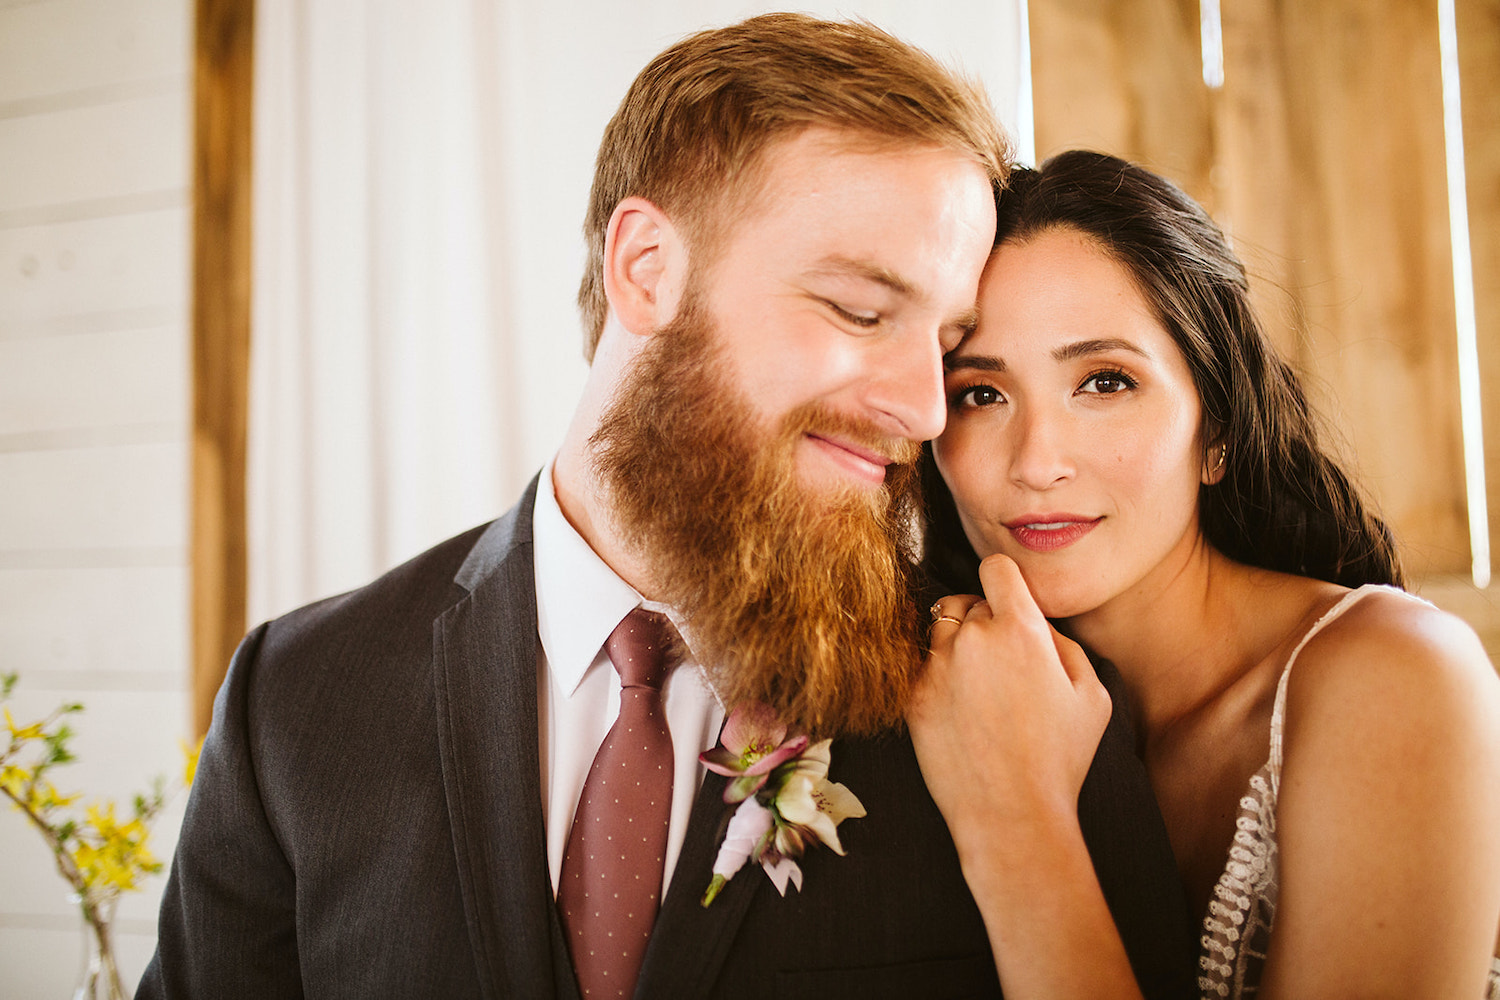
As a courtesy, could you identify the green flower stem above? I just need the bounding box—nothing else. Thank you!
[701,874,728,908]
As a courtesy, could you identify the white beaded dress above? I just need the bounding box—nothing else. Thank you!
[1196,585,1500,999]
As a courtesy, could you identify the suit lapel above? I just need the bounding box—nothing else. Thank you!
[433,480,579,1000]
[635,768,761,999]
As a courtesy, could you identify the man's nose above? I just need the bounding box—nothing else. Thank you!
[864,332,947,443]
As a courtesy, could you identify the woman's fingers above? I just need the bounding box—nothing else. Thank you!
[975,554,1073,655]
[976,553,1043,622]
[928,594,986,642]
[1050,626,1095,687]
[931,554,1112,731]
[911,557,1114,846]
[1052,626,1114,727]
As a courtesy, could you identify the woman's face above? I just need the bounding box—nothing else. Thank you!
[933,226,1210,619]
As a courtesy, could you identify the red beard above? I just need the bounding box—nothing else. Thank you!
[590,293,925,738]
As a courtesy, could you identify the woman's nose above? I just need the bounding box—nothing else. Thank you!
[1007,407,1075,491]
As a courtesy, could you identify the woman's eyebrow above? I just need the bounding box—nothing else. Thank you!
[1051,338,1150,362]
[944,353,1005,373]
[945,338,1150,373]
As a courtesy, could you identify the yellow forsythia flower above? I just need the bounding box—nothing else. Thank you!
[180,737,203,787]
[3,706,45,741]
[72,803,161,893]
[26,781,80,813]
[1,763,29,798]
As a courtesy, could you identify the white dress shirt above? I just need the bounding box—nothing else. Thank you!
[532,461,725,898]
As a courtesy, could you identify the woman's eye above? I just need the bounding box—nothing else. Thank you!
[954,384,1004,409]
[1079,370,1136,395]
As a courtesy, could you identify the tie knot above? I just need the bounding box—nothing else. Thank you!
[605,608,679,690]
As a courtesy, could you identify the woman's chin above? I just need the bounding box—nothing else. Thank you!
[1011,571,1098,622]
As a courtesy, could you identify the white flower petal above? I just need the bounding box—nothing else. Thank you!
[774,773,819,825]
[817,779,866,823]
[789,740,833,782]
[762,855,804,896]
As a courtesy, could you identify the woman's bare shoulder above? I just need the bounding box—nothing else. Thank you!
[1264,587,1500,992]
[1283,586,1500,765]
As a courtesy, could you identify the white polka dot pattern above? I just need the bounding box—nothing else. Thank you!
[558,609,678,999]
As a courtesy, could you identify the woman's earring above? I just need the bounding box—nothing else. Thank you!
[1210,442,1227,475]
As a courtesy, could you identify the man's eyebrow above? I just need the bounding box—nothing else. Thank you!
[1052,338,1150,362]
[945,307,980,336]
[806,256,916,298]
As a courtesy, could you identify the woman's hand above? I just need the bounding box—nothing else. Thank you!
[908,554,1142,999]
[909,553,1112,842]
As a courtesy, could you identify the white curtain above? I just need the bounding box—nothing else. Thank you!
[249,0,1028,624]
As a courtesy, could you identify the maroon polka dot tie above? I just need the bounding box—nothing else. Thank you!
[559,609,679,999]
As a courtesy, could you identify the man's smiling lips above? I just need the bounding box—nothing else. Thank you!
[1003,514,1103,552]
[804,433,892,485]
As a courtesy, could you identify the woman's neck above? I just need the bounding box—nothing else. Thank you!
[1061,541,1306,743]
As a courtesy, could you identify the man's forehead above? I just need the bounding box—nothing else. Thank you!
[754,125,974,182]
[725,126,979,210]
[694,127,995,315]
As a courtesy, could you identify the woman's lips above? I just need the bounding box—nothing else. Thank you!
[1004,515,1102,552]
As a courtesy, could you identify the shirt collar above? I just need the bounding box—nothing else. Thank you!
[534,459,711,699]
[537,459,693,697]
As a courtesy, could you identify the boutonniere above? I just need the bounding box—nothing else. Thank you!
[698,703,865,907]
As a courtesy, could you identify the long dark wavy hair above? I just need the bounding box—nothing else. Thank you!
[922,150,1405,594]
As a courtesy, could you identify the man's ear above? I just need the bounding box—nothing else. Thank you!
[602,197,686,336]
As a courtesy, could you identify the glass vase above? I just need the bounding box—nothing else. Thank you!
[74,895,126,1000]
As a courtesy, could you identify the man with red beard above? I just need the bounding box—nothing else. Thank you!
[142,14,1197,1000]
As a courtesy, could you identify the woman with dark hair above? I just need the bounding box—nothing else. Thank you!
[911,150,1500,998]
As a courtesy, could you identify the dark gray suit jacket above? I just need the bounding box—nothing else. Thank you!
[139,478,1196,999]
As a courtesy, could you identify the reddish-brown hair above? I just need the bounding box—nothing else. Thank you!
[577,12,1010,360]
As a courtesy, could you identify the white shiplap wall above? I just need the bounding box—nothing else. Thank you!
[0,0,192,996]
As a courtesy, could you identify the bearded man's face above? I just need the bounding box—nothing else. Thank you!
[590,289,928,738]
[586,135,995,736]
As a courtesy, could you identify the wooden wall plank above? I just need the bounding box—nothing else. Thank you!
[192,0,253,736]
[1239,0,1465,577]
[1029,0,1213,201]
[1458,0,1500,578]
[0,445,186,551]
[0,326,186,434]
[1210,0,1301,361]
[0,0,189,105]
[1,1,195,992]
[0,211,188,337]
[0,567,187,682]
[0,94,189,214]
